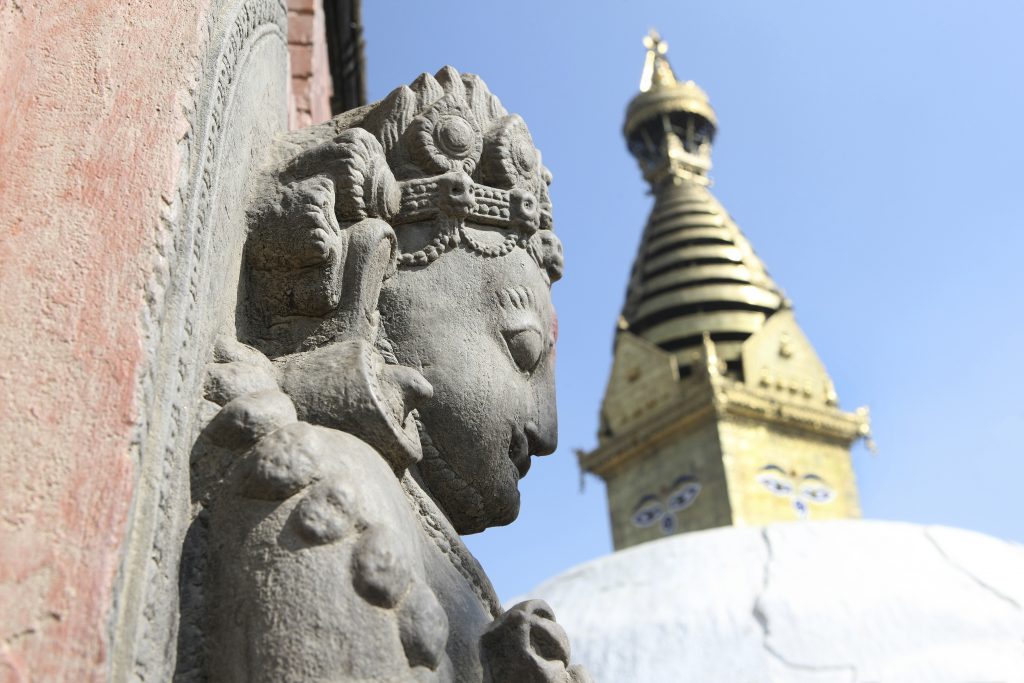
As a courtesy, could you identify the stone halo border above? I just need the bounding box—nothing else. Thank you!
[109,1,289,680]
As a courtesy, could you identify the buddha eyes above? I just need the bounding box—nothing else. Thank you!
[666,482,702,511]
[503,328,544,373]
[632,502,664,528]
[630,475,702,532]
[799,483,834,503]
[757,472,793,497]
[755,466,836,519]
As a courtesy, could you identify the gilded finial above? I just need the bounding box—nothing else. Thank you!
[625,30,718,185]
[639,29,677,92]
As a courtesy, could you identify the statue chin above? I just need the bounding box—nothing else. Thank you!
[430,475,522,536]
[415,425,523,535]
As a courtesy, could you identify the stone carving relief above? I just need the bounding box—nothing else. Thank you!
[117,2,292,678]
[182,66,590,682]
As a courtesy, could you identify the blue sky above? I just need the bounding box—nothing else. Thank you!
[362,0,1024,601]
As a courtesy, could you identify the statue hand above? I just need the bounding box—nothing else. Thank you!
[480,599,594,683]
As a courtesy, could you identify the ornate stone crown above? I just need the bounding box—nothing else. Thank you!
[267,66,556,265]
[246,66,562,352]
[363,66,554,230]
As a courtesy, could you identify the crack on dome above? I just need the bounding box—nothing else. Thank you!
[924,526,1022,610]
[753,528,860,681]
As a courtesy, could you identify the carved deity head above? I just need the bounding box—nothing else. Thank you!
[243,67,563,534]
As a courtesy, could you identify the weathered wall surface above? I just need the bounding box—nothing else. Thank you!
[0,1,213,680]
[1,0,294,677]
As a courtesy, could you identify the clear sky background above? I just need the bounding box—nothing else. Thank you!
[362,0,1024,601]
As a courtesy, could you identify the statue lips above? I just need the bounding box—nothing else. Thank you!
[508,427,532,479]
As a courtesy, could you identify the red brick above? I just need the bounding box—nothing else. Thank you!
[289,44,313,77]
[291,77,312,111]
[288,10,315,44]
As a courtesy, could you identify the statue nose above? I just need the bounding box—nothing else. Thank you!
[524,419,557,456]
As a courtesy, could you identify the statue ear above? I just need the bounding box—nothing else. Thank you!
[277,336,430,473]
[332,218,397,344]
[276,218,432,473]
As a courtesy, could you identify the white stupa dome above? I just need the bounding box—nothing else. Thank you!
[519,521,1024,682]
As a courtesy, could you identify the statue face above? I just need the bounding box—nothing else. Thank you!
[379,227,558,534]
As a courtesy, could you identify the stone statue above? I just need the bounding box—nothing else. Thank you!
[184,66,591,683]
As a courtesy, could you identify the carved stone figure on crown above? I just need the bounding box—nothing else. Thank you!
[185,66,591,683]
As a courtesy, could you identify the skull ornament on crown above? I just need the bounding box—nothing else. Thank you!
[192,67,588,683]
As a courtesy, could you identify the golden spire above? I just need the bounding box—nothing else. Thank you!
[624,30,718,184]
[619,32,782,365]
[639,29,677,92]
[580,33,869,550]
[625,32,717,132]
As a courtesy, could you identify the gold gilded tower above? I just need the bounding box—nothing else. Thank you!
[580,33,871,551]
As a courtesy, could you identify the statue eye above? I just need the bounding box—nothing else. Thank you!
[666,482,702,511]
[503,328,544,373]
[756,473,793,497]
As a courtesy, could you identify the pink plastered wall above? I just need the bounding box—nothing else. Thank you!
[0,1,205,680]
[0,1,337,678]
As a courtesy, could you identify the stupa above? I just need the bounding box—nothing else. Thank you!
[521,33,1024,681]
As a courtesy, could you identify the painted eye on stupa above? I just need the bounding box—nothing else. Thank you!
[666,479,702,512]
[632,497,664,528]
[798,475,834,504]
[756,465,793,497]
